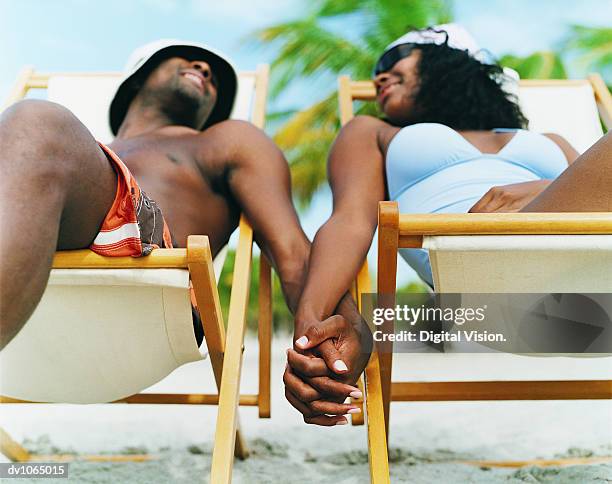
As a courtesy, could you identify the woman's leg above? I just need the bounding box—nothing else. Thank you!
[522,132,611,212]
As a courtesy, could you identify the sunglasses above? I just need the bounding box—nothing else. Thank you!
[373,43,418,77]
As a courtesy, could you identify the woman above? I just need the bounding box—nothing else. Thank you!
[284,24,611,426]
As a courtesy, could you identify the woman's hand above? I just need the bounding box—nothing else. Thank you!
[283,315,373,425]
[469,179,553,213]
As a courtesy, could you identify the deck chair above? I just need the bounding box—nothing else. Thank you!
[0,65,273,483]
[338,73,612,483]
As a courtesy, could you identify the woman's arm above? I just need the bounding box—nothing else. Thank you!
[295,115,387,328]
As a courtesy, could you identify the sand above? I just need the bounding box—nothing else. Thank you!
[2,336,611,483]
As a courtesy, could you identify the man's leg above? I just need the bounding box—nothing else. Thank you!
[0,100,117,349]
[523,132,612,212]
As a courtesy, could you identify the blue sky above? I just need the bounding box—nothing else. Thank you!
[2,0,610,282]
[3,0,610,103]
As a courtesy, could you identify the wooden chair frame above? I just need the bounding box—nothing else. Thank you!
[0,65,273,484]
[338,74,612,483]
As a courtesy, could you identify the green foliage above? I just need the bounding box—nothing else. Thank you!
[565,26,612,73]
[273,93,338,207]
[398,280,430,293]
[499,51,567,79]
[564,25,612,85]
[499,25,612,85]
[218,249,293,334]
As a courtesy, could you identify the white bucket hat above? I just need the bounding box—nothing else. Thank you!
[109,39,238,135]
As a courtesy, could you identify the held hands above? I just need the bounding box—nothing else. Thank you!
[284,314,373,426]
[469,179,552,213]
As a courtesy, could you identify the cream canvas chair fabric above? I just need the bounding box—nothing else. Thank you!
[425,234,612,357]
[518,81,603,153]
[0,268,200,403]
[47,75,118,143]
[426,234,612,293]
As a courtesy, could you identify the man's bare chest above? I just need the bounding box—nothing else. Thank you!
[106,136,229,200]
[108,136,194,172]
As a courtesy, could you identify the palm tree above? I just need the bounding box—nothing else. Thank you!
[252,0,453,206]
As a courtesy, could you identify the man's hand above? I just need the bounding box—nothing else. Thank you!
[469,179,552,213]
[283,314,373,426]
[294,315,372,386]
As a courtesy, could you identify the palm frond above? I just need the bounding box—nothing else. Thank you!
[369,0,453,39]
[314,0,371,17]
[564,25,612,80]
[566,25,612,52]
[264,20,372,91]
[273,94,339,206]
[274,98,336,148]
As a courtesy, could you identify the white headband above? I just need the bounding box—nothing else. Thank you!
[384,23,488,63]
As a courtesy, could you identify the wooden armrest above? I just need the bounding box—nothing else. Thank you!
[52,248,189,269]
[396,212,612,248]
[399,212,612,236]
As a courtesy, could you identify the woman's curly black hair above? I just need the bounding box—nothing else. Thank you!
[399,39,528,130]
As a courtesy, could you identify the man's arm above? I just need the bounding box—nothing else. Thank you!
[198,119,310,312]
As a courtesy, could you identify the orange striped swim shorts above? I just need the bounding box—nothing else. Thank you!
[90,143,173,257]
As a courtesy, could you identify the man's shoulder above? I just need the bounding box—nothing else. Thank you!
[193,119,272,166]
[198,119,267,151]
[200,119,262,139]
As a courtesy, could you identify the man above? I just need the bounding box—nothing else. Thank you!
[0,40,369,425]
